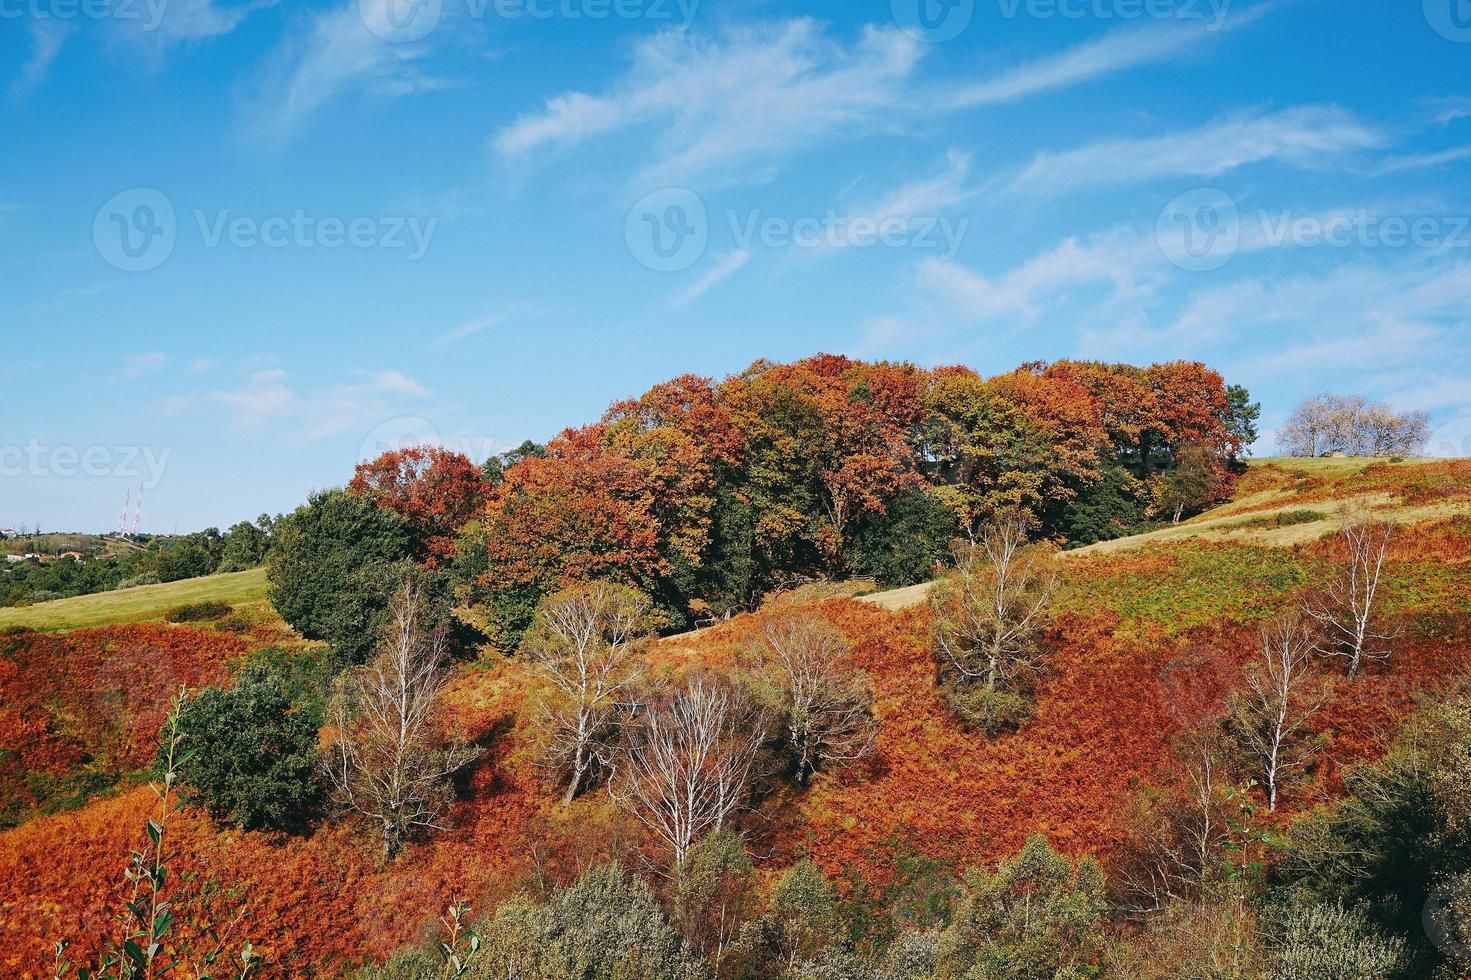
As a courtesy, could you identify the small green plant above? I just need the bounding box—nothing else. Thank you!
[49,690,256,980]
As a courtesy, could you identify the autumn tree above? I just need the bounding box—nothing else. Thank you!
[929,510,1058,733]
[753,610,878,784]
[610,675,767,866]
[918,367,1106,535]
[1303,515,1397,676]
[522,581,653,805]
[350,445,487,566]
[323,578,478,859]
[717,355,923,579]
[1224,616,1328,811]
[455,425,671,648]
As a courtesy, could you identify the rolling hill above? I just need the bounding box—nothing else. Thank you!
[2,457,1469,975]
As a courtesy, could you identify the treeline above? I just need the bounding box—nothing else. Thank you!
[262,355,1259,658]
[0,519,274,607]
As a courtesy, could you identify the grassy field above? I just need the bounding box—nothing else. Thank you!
[0,566,270,631]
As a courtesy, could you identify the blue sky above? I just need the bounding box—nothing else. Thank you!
[3,0,1470,532]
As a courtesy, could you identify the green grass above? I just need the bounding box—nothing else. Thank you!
[1061,544,1314,633]
[0,566,270,631]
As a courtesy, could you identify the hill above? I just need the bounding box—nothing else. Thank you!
[0,567,270,632]
[2,459,1469,975]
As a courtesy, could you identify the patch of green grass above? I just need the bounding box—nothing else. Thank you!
[0,567,270,631]
[1061,545,1314,633]
[1236,509,1328,530]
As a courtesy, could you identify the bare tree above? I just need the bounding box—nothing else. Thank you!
[1278,393,1429,457]
[324,579,478,859]
[1303,515,1397,676]
[931,509,1058,693]
[521,581,650,805]
[1225,616,1328,811]
[1113,733,1230,916]
[758,611,878,784]
[610,676,767,866]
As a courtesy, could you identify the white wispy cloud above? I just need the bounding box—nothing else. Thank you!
[673,249,750,305]
[916,226,1159,321]
[494,10,1269,188]
[212,368,295,428]
[495,19,924,185]
[856,149,981,223]
[117,352,168,380]
[944,5,1268,110]
[435,316,502,348]
[9,19,71,101]
[206,366,432,439]
[353,368,430,397]
[1004,105,1384,198]
[242,0,451,145]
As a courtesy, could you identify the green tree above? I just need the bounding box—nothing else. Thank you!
[218,519,271,572]
[471,864,706,980]
[735,860,845,977]
[936,836,1106,980]
[266,489,413,662]
[1226,383,1262,454]
[169,663,322,831]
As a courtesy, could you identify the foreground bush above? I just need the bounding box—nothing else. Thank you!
[170,663,322,831]
[471,864,706,980]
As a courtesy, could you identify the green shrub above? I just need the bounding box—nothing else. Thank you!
[936,836,1106,980]
[947,684,1034,736]
[168,663,322,831]
[168,600,233,622]
[1269,902,1406,979]
[470,864,706,980]
[266,489,414,662]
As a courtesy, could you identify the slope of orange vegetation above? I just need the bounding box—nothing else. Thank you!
[0,625,248,826]
[3,517,1470,976]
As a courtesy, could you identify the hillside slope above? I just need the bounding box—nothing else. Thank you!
[3,459,1469,976]
[0,567,270,631]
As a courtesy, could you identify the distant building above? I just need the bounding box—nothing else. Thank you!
[4,553,38,563]
[0,529,14,539]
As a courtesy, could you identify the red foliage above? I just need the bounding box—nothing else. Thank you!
[349,446,488,567]
[0,626,245,822]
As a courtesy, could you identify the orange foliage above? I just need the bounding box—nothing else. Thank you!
[0,626,245,822]
[349,446,488,567]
